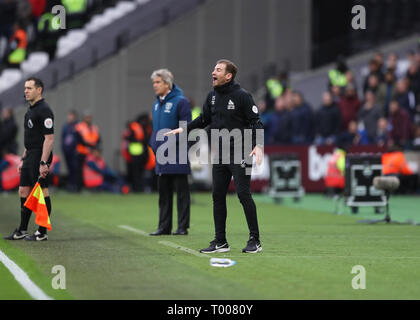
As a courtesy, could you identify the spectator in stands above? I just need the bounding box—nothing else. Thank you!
[314,91,341,146]
[381,69,397,116]
[5,22,27,68]
[363,58,384,93]
[16,0,32,26]
[393,78,416,119]
[406,62,420,101]
[373,51,385,73]
[345,70,358,94]
[0,107,18,155]
[289,90,314,144]
[357,90,383,144]
[0,0,17,41]
[388,99,414,148]
[330,84,343,103]
[374,117,390,147]
[386,52,409,79]
[265,71,288,110]
[338,83,361,132]
[61,110,78,191]
[336,120,368,147]
[267,96,291,145]
[364,74,386,109]
[256,100,272,144]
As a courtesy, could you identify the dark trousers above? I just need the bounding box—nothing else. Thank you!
[212,164,260,241]
[76,154,86,191]
[157,174,190,232]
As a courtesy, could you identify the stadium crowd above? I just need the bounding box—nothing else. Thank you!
[1,31,420,193]
[0,0,117,69]
[262,50,420,151]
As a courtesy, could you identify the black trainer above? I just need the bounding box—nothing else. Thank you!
[24,230,48,241]
[200,239,230,253]
[3,229,28,240]
[242,236,262,253]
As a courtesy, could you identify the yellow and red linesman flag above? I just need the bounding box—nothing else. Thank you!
[24,182,51,231]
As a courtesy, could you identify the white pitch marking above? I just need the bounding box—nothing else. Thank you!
[118,225,149,236]
[158,240,208,258]
[0,249,53,300]
[118,225,207,258]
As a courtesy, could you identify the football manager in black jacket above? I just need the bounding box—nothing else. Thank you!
[165,59,264,253]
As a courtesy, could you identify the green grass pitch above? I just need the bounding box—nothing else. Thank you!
[1,191,420,300]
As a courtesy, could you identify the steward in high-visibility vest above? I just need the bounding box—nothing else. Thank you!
[75,120,100,156]
[328,69,347,87]
[37,12,62,59]
[266,77,284,100]
[122,120,149,192]
[191,106,201,121]
[382,151,413,176]
[61,0,87,29]
[74,114,101,191]
[325,148,346,190]
[7,24,27,67]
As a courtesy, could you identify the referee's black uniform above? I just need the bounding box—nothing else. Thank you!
[21,99,54,189]
[187,79,263,252]
[4,97,54,241]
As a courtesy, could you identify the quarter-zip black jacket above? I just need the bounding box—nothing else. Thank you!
[187,80,263,163]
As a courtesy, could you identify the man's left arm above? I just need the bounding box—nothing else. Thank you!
[40,134,54,178]
[241,92,264,165]
[39,108,55,178]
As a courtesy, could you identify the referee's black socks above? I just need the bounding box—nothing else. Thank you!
[19,197,32,232]
[38,196,51,235]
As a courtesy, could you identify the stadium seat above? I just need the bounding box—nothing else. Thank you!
[115,1,137,14]
[20,52,50,77]
[0,69,23,93]
[102,7,126,22]
[84,14,114,33]
[136,0,150,5]
[56,30,88,58]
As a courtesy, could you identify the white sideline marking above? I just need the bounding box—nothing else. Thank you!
[118,225,207,258]
[118,225,149,236]
[158,240,208,258]
[0,249,53,300]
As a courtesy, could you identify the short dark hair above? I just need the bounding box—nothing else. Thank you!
[25,77,44,93]
[217,59,238,80]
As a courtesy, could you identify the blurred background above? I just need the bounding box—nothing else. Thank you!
[1,0,420,195]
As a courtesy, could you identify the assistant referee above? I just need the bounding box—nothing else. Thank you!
[165,59,264,253]
[4,77,54,241]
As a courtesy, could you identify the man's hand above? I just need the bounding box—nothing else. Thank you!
[164,127,184,136]
[39,164,49,179]
[249,145,263,166]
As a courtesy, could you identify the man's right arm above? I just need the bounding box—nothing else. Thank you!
[187,93,212,132]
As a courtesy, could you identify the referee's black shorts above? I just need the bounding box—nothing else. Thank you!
[19,149,52,189]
